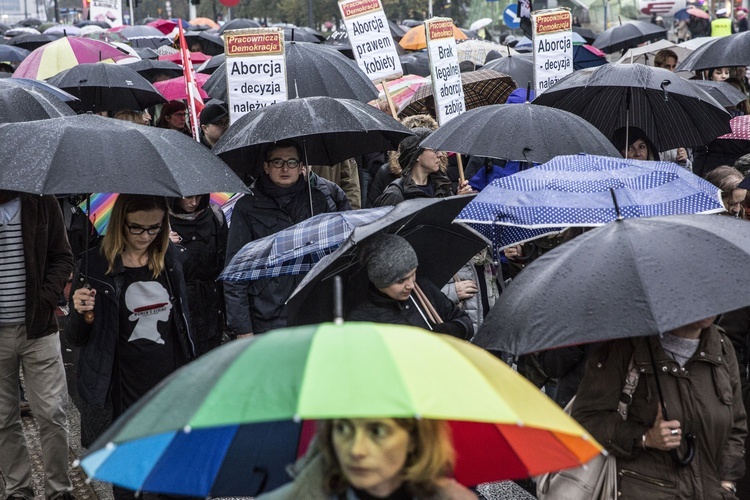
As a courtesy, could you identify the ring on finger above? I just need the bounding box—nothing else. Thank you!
[670,429,679,436]
[81,299,85,306]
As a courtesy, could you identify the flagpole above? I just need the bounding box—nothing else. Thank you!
[178,20,204,142]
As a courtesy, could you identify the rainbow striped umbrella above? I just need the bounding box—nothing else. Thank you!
[14,37,126,80]
[78,322,602,497]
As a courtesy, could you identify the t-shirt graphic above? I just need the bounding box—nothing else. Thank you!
[125,281,172,344]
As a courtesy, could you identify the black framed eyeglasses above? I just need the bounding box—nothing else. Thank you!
[267,158,301,169]
[125,223,162,236]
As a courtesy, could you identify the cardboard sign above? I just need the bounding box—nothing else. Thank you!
[90,0,122,27]
[425,18,465,125]
[339,0,402,83]
[532,9,573,95]
[223,28,288,124]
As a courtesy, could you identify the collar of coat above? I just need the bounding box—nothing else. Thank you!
[631,324,726,373]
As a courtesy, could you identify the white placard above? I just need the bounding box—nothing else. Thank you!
[90,0,122,27]
[425,18,465,125]
[339,0,402,84]
[224,28,288,124]
[532,9,573,95]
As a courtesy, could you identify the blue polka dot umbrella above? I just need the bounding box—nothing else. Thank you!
[455,154,725,250]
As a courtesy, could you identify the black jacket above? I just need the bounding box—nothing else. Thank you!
[347,278,473,340]
[374,172,453,207]
[66,244,195,408]
[224,174,351,334]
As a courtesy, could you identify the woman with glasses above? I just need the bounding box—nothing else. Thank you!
[156,100,191,136]
[66,195,195,471]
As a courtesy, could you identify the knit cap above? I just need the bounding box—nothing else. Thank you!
[360,234,419,289]
[397,128,433,175]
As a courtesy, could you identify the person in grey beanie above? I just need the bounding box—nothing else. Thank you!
[348,234,473,340]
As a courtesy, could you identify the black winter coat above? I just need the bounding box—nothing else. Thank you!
[224,174,350,334]
[66,244,195,409]
[374,172,453,207]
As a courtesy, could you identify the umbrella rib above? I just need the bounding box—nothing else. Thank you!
[619,222,661,333]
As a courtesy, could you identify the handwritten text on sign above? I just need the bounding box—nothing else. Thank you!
[532,9,573,95]
[224,28,288,124]
[339,0,403,83]
[426,18,465,125]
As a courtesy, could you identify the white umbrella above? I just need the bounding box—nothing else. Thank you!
[470,17,493,32]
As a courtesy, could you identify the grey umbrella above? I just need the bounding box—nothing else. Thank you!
[420,103,621,163]
[483,55,534,88]
[217,18,261,35]
[204,41,378,104]
[592,20,667,54]
[691,80,749,108]
[0,79,74,122]
[676,32,750,72]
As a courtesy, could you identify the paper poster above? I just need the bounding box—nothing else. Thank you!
[223,28,288,124]
[532,9,573,95]
[90,0,122,27]
[425,18,465,125]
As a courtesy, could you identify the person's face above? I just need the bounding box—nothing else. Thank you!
[711,67,730,82]
[736,66,747,80]
[724,188,747,216]
[263,146,303,188]
[179,195,202,213]
[416,148,444,174]
[332,418,412,497]
[165,109,187,130]
[201,117,229,145]
[378,268,417,301]
[657,56,678,72]
[124,208,165,254]
[625,139,650,160]
[141,110,151,126]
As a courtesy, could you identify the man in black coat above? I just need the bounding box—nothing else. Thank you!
[224,140,350,337]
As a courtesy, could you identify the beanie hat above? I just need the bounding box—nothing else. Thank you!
[161,100,187,116]
[199,102,228,126]
[397,128,433,175]
[360,234,418,289]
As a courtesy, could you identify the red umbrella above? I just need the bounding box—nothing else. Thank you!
[686,7,710,19]
[153,73,210,100]
[159,51,211,64]
[147,19,178,35]
[719,115,750,140]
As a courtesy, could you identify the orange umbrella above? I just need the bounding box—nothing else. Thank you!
[189,17,220,29]
[399,24,467,51]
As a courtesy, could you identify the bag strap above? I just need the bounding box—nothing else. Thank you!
[616,354,640,421]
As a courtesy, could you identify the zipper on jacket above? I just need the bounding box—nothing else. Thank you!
[619,468,675,488]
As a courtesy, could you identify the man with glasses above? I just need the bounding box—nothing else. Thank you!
[224,140,350,338]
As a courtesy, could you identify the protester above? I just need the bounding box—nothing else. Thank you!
[572,318,746,499]
[704,66,731,82]
[168,195,227,356]
[653,49,678,71]
[737,9,749,32]
[258,418,477,499]
[705,165,747,217]
[113,109,150,126]
[198,102,229,149]
[440,249,500,334]
[688,13,711,38]
[67,195,195,466]
[156,100,191,136]
[611,126,657,160]
[0,190,74,500]
[347,233,473,340]
[224,140,350,338]
[310,159,362,209]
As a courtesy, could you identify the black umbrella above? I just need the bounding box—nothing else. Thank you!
[196,53,224,74]
[286,196,489,326]
[217,18,262,35]
[323,28,354,58]
[676,32,750,72]
[213,96,413,181]
[532,64,731,152]
[133,47,159,60]
[47,63,166,113]
[0,22,11,34]
[592,20,667,54]
[482,55,534,88]
[18,17,43,27]
[0,79,74,122]
[420,103,621,163]
[0,113,248,196]
[572,26,597,44]
[7,33,52,51]
[4,77,79,102]
[76,20,112,29]
[691,80,749,108]
[400,51,430,76]
[0,44,30,62]
[283,27,323,43]
[183,31,224,56]
[123,59,183,82]
[204,42,379,105]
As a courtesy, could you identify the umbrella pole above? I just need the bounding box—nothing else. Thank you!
[624,87,631,155]
[302,139,314,216]
[646,340,695,466]
[84,194,94,324]
[456,154,465,184]
[333,275,343,324]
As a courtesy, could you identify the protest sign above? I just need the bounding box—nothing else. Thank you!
[223,28,288,124]
[339,0,402,84]
[425,18,465,125]
[90,0,122,27]
[532,9,573,95]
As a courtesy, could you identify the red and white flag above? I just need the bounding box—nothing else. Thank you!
[178,21,204,141]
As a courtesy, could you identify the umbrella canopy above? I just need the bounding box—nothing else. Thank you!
[189,17,219,30]
[676,31,750,72]
[691,80,749,107]
[0,113,248,196]
[153,73,210,100]
[593,21,667,54]
[287,196,488,326]
[7,33,53,51]
[119,58,183,81]
[158,51,210,64]
[0,44,30,62]
[221,207,393,281]
[196,52,223,74]
[532,63,731,152]
[472,214,750,355]
[420,104,621,164]
[455,39,515,66]
[217,18,261,35]
[483,55,533,87]
[4,27,40,36]
[677,36,715,51]
[686,6,710,19]
[0,79,74,122]
[455,153,724,249]
[76,20,112,29]
[109,25,165,38]
[203,42,379,104]
[81,30,129,44]
[13,37,126,80]
[371,74,429,114]
[18,17,43,27]
[78,322,601,496]
[146,19,178,35]
[573,44,607,70]
[399,69,517,118]
[399,50,430,76]
[283,27,323,43]
[6,76,78,101]
[47,63,166,113]
[399,24,468,51]
[615,39,691,67]
[214,96,413,181]
[719,115,750,140]
[44,25,80,36]
[572,26,597,44]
